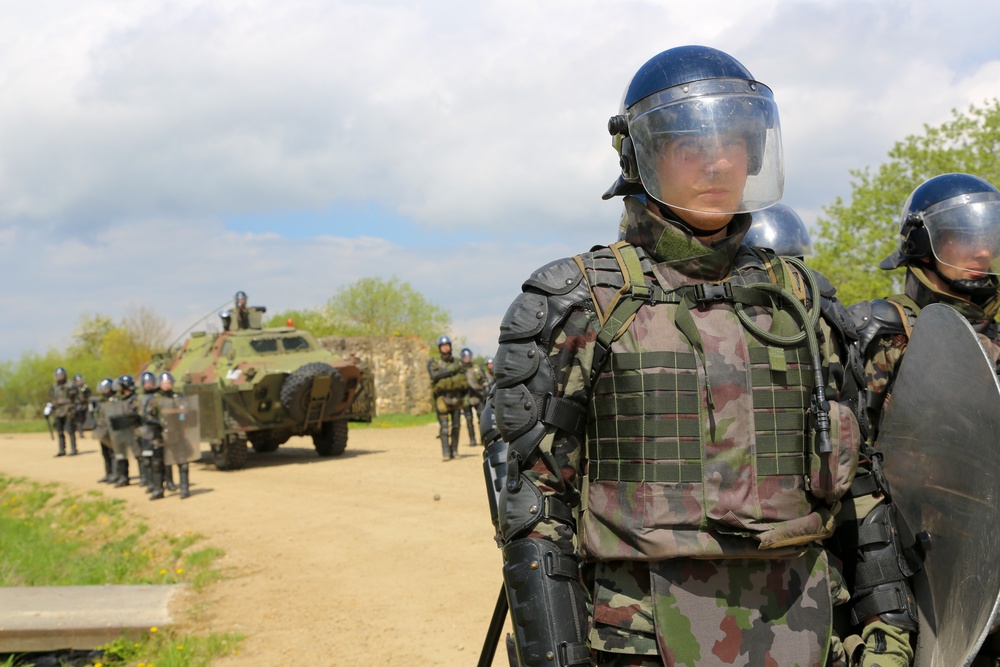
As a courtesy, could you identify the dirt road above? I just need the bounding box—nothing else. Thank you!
[1,428,511,666]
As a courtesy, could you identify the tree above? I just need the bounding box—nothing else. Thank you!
[324,277,452,341]
[810,99,1000,307]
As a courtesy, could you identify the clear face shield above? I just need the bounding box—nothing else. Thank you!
[924,193,1000,277]
[628,79,783,215]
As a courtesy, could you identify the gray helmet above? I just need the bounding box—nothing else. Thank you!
[118,374,135,393]
[603,45,783,214]
[98,377,116,395]
[436,335,452,348]
[743,203,812,257]
[460,347,473,362]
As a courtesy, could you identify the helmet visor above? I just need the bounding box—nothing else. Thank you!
[925,194,1000,276]
[629,79,783,214]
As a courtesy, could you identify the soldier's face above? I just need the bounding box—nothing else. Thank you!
[935,233,996,280]
[160,380,173,392]
[439,343,452,357]
[654,132,749,231]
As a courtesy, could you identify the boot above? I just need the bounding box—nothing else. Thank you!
[149,460,165,501]
[164,465,178,492]
[450,430,460,459]
[98,451,113,483]
[56,432,66,457]
[139,457,151,491]
[440,435,451,461]
[113,458,130,487]
[68,431,78,456]
[179,464,190,499]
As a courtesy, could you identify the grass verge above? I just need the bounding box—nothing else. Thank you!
[0,474,240,666]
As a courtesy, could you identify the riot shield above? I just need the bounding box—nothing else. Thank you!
[876,303,1000,667]
[161,394,201,466]
[105,399,140,458]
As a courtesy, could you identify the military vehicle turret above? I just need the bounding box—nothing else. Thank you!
[148,306,374,470]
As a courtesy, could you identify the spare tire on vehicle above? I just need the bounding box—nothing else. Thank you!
[280,362,346,424]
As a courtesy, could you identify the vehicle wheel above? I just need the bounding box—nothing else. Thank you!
[313,420,348,457]
[249,430,288,453]
[213,435,248,470]
[280,362,346,424]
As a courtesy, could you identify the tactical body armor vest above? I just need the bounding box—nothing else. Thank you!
[576,242,859,561]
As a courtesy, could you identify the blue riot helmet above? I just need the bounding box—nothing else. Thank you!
[603,45,783,215]
[118,374,136,394]
[158,372,175,391]
[460,347,473,363]
[54,366,67,380]
[880,173,1000,297]
[437,335,452,347]
[743,203,813,258]
[140,371,157,392]
[98,377,116,396]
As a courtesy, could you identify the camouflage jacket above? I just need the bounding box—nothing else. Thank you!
[427,355,467,396]
[74,384,92,412]
[465,364,487,405]
[49,381,79,418]
[491,196,863,663]
[851,267,1000,434]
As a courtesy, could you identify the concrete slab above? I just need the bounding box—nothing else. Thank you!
[0,585,182,652]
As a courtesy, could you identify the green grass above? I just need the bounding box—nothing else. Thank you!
[0,474,242,666]
[351,412,437,429]
[0,419,48,434]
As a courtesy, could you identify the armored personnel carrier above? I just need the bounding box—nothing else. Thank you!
[149,306,374,470]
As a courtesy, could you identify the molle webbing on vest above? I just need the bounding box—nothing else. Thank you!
[587,344,813,484]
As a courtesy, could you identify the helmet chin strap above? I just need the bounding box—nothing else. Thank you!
[927,261,1000,300]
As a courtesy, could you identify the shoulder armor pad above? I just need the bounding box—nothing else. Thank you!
[808,268,837,299]
[499,293,548,343]
[523,257,584,296]
[851,299,907,355]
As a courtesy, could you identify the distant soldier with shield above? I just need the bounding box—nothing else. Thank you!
[93,377,116,483]
[106,375,140,487]
[148,372,199,500]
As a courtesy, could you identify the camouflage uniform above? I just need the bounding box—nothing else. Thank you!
[486,197,871,666]
[463,361,488,446]
[428,353,467,459]
[49,377,79,455]
[73,379,92,438]
[93,385,115,483]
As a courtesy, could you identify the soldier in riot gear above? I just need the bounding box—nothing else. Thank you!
[850,172,1000,666]
[72,374,93,438]
[461,347,487,446]
[48,366,79,456]
[148,372,197,500]
[427,335,466,460]
[481,45,903,667]
[93,378,116,483]
[234,290,250,329]
[743,201,813,259]
[484,357,496,398]
[106,374,140,487]
[136,372,159,492]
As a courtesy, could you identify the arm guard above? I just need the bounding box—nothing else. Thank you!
[845,501,920,632]
[482,257,593,666]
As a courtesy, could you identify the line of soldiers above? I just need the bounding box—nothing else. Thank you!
[85,371,198,500]
[479,43,1000,667]
[426,335,496,461]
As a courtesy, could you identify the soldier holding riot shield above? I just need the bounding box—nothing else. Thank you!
[850,173,1000,666]
[106,375,140,487]
[93,378,116,483]
[147,372,199,500]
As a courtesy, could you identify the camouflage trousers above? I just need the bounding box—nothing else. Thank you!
[588,551,842,666]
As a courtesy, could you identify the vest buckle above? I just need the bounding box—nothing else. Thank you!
[695,282,733,304]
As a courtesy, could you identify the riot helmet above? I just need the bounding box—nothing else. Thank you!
[98,377,115,396]
[140,371,157,392]
[74,373,84,384]
[54,366,66,381]
[235,291,248,309]
[743,203,813,258]
[486,356,494,369]
[158,372,174,391]
[880,173,1000,297]
[118,374,136,394]
[460,347,473,363]
[604,45,783,218]
[436,334,452,347]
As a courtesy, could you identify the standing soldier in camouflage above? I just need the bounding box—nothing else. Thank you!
[48,367,79,456]
[148,372,197,500]
[136,372,160,492]
[427,335,467,460]
[93,378,117,483]
[461,347,487,446]
[483,356,496,398]
[481,46,912,666]
[107,375,140,487]
[72,374,93,439]
[849,173,1000,666]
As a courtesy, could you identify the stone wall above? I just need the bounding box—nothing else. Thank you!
[319,335,433,416]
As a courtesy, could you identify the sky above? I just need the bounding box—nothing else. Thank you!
[2,0,999,363]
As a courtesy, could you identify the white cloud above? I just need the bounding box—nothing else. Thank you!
[2,0,1000,360]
